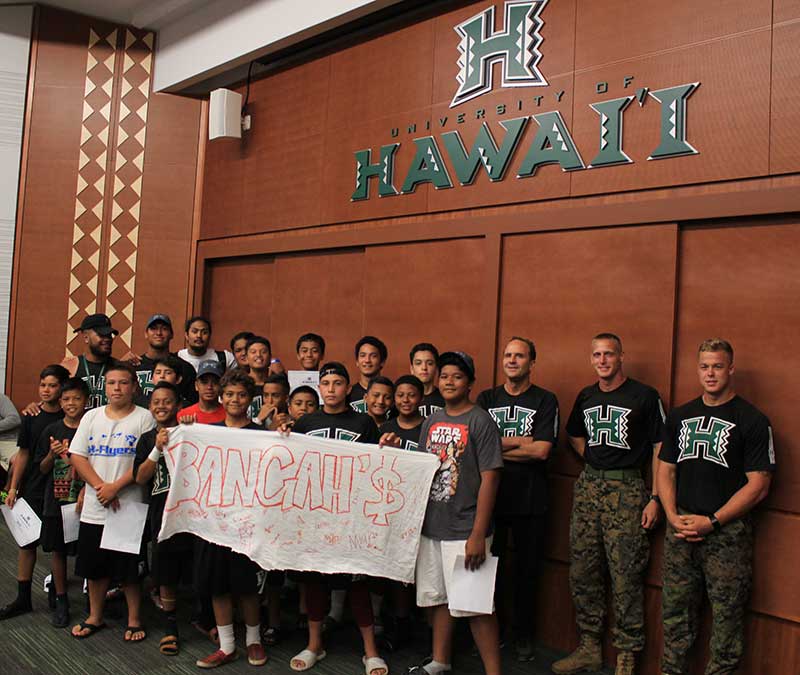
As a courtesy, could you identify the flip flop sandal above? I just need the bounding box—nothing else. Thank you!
[290,649,327,671]
[159,634,179,655]
[363,655,389,675]
[72,621,106,639]
[124,625,147,642]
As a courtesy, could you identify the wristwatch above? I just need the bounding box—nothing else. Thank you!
[709,514,721,531]
[649,494,661,506]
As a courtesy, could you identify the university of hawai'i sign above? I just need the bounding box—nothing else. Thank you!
[352,0,699,201]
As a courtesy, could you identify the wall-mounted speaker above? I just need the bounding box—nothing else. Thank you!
[209,88,242,140]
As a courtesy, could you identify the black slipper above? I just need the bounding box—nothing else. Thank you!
[72,621,106,638]
[124,625,147,642]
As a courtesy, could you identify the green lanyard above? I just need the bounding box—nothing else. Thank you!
[81,356,107,407]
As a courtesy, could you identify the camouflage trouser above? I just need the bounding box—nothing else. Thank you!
[569,473,649,651]
[662,516,753,675]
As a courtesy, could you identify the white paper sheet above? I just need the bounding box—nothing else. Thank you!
[448,554,499,615]
[287,370,321,401]
[0,498,42,547]
[60,503,80,543]
[99,501,148,554]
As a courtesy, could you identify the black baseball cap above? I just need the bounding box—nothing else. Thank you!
[438,351,476,381]
[197,360,224,379]
[146,313,173,330]
[73,313,118,337]
[319,361,350,383]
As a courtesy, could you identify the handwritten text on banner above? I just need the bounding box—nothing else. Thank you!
[159,424,439,583]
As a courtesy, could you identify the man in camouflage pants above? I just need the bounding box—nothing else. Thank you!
[553,334,665,675]
[658,339,775,674]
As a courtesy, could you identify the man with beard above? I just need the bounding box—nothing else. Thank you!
[122,314,197,405]
[178,316,236,373]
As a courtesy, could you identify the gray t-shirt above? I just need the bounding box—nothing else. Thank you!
[420,405,503,540]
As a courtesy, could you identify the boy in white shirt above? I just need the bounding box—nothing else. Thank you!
[68,361,155,641]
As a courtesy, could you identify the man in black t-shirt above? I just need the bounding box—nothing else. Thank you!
[554,334,665,675]
[0,364,68,620]
[348,336,388,413]
[122,314,197,405]
[286,361,385,674]
[410,343,445,417]
[476,337,558,661]
[658,339,774,675]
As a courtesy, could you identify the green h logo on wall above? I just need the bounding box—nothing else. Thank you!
[677,416,736,468]
[584,405,631,449]
[451,0,548,108]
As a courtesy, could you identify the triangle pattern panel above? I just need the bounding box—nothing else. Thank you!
[66,24,118,351]
[103,27,154,352]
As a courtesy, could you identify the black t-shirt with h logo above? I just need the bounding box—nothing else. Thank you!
[660,395,775,516]
[477,384,559,516]
[566,378,665,472]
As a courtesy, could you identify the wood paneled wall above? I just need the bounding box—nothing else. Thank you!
[195,2,800,672]
[6,6,202,404]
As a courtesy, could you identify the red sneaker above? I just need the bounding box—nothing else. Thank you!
[247,643,268,666]
[196,649,239,668]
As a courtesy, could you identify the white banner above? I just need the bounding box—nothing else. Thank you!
[160,424,439,583]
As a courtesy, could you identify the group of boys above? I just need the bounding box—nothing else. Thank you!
[0,312,774,675]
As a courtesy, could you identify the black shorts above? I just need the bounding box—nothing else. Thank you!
[75,522,142,583]
[153,533,194,588]
[40,515,78,555]
[194,540,260,597]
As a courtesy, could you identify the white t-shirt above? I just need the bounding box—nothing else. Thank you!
[69,405,156,525]
[177,347,236,373]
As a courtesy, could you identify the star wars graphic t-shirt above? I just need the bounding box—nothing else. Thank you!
[380,417,423,452]
[293,408,380,444]
[477,384,559,516]
[419,406,503,541]
[566,378,665,471]
[419,388,445,418]
[660,395,775,516]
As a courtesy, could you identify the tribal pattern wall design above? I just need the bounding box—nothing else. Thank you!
[65,26,153,356]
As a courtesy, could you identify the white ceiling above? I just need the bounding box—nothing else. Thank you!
[0,0,211,29]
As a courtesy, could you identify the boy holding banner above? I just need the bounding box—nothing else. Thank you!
[194,369,267,668]
[410,352,503,675]
[133,382,191,656]
[378,374,426,651]
[68,361,156,641]
[286,361,388,675]
[36,377,89,628]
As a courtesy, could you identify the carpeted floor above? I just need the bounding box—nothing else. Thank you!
[0,522,589,674]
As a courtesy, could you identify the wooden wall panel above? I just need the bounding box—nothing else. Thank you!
[497,224,678,477]
[769,0,800,174]
[9,6,200,404]
[361,237,488,388]
[132,91,201,354]
[672,221,800,514]
[751,510,800,622]
[570,31,772,196]
[574,0,771,70]
[203,256,275,347]
[327,20,434,130]
[269,249,365,369]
